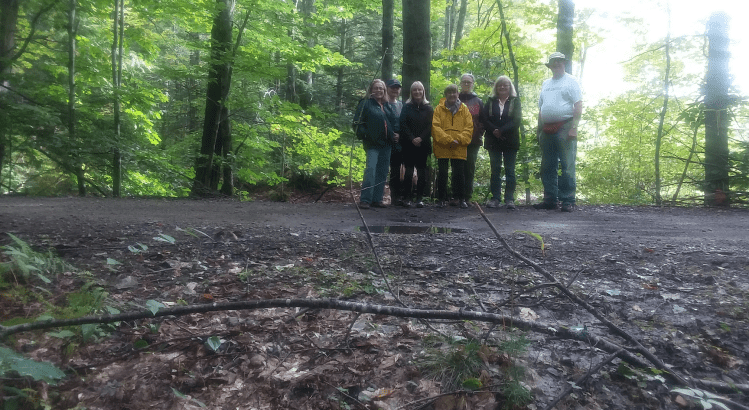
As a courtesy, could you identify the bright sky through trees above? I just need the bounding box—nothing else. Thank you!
[571,0,746,102]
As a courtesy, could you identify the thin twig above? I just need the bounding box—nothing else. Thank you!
[544,349,623,410]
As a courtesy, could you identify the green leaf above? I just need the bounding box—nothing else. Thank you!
[0,347,66,385]
[205,336,222,352]
[146,300,166,315]
[153,234,175,244]
[48,330,76,339]
[133,339,149,349]
[462,377,483,390]
[106,258,121,265]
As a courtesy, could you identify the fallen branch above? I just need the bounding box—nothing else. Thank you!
[476,205,693,387]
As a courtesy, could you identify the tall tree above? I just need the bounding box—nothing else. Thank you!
[402,0,430,100]
[111,0,124,197]
[381,0,394,80]
[0,0,20,182]
[556,0,574,74]
[68,0,85,195]
[703,12,730,206]
[192,0,234,196]
[452,0,468,50]
[654,14,671,206]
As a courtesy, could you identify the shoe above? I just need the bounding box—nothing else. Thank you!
[403,200,413,208]
[561,203,574,212]
[486,199,500,208]
[372,202,388,208]
[359,202,370,209]
[533,202,557,210]
[460,200,468,209]
[416,201,425,208]
[449,199,459,207]
[395,198,404,206]
[506,200,516,210]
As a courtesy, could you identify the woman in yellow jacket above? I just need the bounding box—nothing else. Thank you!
[432,84,474,208]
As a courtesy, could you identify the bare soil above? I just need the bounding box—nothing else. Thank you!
[1,193,748,410]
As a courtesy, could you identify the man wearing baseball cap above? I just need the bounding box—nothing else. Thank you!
[533,52,583,212]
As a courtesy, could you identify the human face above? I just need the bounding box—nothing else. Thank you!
[387,85,401,102]
[460,76,474,93]
[548,59,566,79]
[495,80,511,98]
[370,82,386,102]
[411,85,424,103]
[445,89,458,105]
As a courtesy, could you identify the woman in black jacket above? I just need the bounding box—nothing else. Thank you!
[483,75,522,209]
[399,81,433,208]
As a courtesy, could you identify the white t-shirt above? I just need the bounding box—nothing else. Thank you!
[538,74,582,123]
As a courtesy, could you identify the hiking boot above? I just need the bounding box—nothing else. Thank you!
[533,202,557,210]
[403,200,413,208]
[486,199,500,208]
[372,202,388,208]
[359,202,370,209]
[505,200,516,210]
[415,200,425,208]
[460,200,469,209]
[395,198,404,207]
[449,198,459,207]
[561,203,575,212]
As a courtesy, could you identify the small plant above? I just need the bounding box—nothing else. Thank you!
[1,233,74,284]
[671,387,730,410]
[415,337,485,392]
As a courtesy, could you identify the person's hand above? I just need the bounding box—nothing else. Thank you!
[412,137,422,147]
[567,127,577,140]
[393,133,400,143]
[450,139,459,148]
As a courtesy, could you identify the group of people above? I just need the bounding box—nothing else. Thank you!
[353,52,582,212]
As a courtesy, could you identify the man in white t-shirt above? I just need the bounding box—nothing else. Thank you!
[533,52,583,212]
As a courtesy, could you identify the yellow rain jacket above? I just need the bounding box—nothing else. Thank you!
[432,98,474,160]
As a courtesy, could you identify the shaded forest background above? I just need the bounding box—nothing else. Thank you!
[1,0,747,206]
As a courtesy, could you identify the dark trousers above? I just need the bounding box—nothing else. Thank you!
[437,158,465,201]
[464,143,480,201]
[389,148,403,201]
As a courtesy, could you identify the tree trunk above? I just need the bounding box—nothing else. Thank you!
[703,12,730,206]
[655,24,671,206]
[381,0,394,81]
[453,0,468,50]
[336,19,346,114]
[192,0,233,196]
[556,0,574,74]
[111,0,124,197]
[0,0,20,184]
[68,0,85,196]
[402,0,431,101]
[443,0,454,51]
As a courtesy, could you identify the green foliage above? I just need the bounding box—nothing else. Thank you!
[415,337,486,392]
[671,387,730,410]
[1,234,73,285]
[0,346,66,385]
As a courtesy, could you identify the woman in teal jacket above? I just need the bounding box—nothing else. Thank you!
[353,79,400,208]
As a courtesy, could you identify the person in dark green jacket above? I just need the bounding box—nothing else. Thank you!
[353,79,400,208]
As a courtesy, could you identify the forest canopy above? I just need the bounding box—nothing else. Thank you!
[1,0,747,206]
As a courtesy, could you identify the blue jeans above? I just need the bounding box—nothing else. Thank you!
[488,149,517,203]
[360,146,392,204]
[539,122,577,205]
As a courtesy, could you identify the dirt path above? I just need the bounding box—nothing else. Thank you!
[2,196,748,409]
